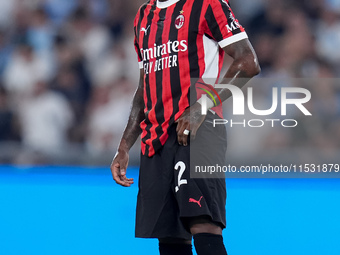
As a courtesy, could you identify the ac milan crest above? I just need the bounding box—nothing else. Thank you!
[175,14,185,29]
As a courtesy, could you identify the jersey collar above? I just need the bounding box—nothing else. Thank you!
[157,0,180,9]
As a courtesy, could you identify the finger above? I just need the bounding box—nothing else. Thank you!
[120,168,126,177]
[118,160,128,177]
[182,129,189,146]
[177,124,185,145]
[178,123,190,146]
[121,174,134,183]
[111,165,120,181]
[119,176,132,187]
[119,172,134,187]
[125,180,134,186]
[112,165,130,187]
[176,121,184,145]
[114,174,126,186]
[122,181,133,187]
[176,119,182,132]
[119,159,128,175]
[119,166,134,185]
[113,173,126,186]
[190,126,198,140]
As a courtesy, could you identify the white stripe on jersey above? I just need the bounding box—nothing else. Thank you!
[218,31,248,48]
[202,34,220,84]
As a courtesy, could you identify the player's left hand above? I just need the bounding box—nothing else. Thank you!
[110,150,134,187]
[175,102,206,146]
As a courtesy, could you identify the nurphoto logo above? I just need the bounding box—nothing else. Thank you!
[200,84,312,128]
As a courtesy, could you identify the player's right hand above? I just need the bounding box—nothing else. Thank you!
[110,150,134,187]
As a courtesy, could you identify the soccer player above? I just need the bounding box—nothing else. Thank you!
[111,0,260,254]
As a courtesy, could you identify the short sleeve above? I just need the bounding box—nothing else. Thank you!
[204,0,248,48]
[134,33,143,69]
[133,24,144,69]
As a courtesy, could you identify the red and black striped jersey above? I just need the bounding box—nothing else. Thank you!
[134,0,247,157]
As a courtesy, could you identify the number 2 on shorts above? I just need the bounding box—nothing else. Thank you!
[175,161,187,192]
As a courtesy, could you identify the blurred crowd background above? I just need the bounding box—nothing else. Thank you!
[0,0,339,165]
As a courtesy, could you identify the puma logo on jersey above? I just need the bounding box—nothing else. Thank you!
[141,25,150,35]
[189,196,203,207]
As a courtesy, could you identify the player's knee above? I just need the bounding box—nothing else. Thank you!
[188,216,222,235]
[159,237,191,244]
[190,223,222,235]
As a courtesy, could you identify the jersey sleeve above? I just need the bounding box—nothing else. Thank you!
[134,32,143,69]
[204,0,248,48]
[133,10,143,69]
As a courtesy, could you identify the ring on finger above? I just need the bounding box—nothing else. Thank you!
[183,129,190,135]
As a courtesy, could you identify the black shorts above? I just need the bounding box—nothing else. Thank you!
[135,112,227,239]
